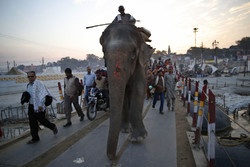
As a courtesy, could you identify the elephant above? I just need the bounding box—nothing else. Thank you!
[100,22,155,160]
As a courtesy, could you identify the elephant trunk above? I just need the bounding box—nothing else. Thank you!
[106,69,126,160]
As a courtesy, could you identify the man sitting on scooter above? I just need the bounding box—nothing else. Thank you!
[93,70,110,108]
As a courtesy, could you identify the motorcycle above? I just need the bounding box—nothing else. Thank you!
[87,88,109,121]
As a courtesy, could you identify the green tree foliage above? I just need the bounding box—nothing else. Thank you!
[152,50,168,59]
[236,37,250,54]
[86,54,100,67]
[187,47,224,59]
[57,55,104,72]
[17,64,25,71]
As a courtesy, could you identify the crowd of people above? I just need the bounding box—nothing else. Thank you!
[147,57,179,114]
[21,5,180,144]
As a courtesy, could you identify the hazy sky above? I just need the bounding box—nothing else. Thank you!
[0,0,249,66]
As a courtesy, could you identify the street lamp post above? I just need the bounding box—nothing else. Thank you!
[193,28,198,47]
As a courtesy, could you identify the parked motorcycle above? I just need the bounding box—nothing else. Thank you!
[87,88,108,121]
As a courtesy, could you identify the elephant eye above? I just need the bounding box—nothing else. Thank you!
[130,49,136,60]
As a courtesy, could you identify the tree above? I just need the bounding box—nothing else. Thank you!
[236,37,250,55]
[86,54,100,67]
[152,50,168,59]
[57,57,80,72]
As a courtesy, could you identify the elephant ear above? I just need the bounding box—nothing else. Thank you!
[139,43,155,67]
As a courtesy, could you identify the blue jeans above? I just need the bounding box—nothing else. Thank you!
[153,92,164,112]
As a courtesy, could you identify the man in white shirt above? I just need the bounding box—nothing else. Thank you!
[112,5,136,24]
[83,66,96,105]
[164,66,177,111]
[26,71,57,144]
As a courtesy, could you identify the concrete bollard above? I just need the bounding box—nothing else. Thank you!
[193,83,207,144]
[183,77,187,106]
[57,82,65,115]
[187,78,191,114]
[58,82,64,101]
[177,74,181,95]
[207,89,215,167]
[192,81,199,127]
[181,77,184,100]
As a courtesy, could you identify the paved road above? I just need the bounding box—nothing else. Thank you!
[0,99,177,167]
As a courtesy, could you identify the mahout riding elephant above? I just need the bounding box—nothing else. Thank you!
[100,23,155,160]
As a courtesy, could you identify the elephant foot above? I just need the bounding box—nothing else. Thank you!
[120,123,130,133]
[107,153,115,160]
[129,129,147,142]
[121,128,130,133]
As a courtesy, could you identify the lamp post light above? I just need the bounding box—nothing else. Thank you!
[193,28,198,47]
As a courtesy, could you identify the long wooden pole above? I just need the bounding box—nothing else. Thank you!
[86,20,141,29]
[86,23,110,29]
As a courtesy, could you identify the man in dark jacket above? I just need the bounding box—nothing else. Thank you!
[152,69,165,114]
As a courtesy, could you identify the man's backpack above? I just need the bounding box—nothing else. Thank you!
[76,77,84,96]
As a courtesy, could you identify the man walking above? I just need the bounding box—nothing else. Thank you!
[83,66,96,105]
[26,71,57,144]
[152,69,165,114]
[63,68,85,127]
[164,66,177,111]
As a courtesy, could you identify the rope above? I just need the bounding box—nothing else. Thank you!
[218,133,250,147]
[211,130,238,167]
[216,105,250,134]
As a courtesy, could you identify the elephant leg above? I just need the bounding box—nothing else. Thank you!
[106,82,125,160]
[129,69,147,142]
[121,89,130,133]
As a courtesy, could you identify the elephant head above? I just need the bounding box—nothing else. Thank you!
[100,23,154,160]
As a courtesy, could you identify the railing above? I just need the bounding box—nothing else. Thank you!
[178,74,250,167]
[0,104,57,140]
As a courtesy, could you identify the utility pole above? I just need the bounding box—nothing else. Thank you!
[201,42,204,65]
[193,28,198,47]
[244,61,247,77]
[7,61,10,71]
[212,40,219,66]
[42,57,45,69]
[42,57,44,66]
